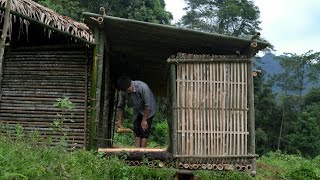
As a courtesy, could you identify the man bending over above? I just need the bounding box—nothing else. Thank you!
[116,76,157,147]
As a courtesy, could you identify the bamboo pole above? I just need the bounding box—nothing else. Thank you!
[221,62,225,155]
[214,63,218,155]
[189,64,194,156]
[231,63,234,155]
[84,50,89,148]
[209,63,213,155]
[207,63,211,156]
[94,28,105,146]
[170,64,178,156]
[181,63,185,155]
[226,63,230,156]
[167,58,252,63]
[247,59,256,172]
[176,64,181,154]
[244,63,248,155]
[98,148,167,152]
[185,63,189,155]
[199,62,203,156]
[88,28,100,150]
[102,32,111,147]
[236,62,240,155]
[0,0,12,102]
[196,62,200,156]
[242,62,246,155]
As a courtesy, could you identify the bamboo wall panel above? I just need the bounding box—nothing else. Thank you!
[172,54,251,166]
[0,46,90,148]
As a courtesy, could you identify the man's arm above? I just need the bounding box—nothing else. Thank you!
[140,84,154,131]
[116,110,123,128]
[116,91,126,128]
[141,108,149,131]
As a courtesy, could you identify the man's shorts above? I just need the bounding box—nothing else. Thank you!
[133,113,153,138]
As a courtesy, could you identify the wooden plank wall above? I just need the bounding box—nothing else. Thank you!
[0,45,90,148]
[169,54,253,168]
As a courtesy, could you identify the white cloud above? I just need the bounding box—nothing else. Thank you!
[164,0,320,55]
[164,0,186,23]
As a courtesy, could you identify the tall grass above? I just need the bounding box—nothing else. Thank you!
[0,133,175,180]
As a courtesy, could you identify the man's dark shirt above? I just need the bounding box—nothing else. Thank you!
[117,80,157,120]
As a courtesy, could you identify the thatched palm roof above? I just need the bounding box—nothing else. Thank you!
[0,0,94,44]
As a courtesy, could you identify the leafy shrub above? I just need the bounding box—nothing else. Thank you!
[286,166,318,180]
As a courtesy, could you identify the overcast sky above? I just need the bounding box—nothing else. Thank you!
[164,0,320,55]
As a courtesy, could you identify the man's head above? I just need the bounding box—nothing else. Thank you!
[117,76,133,93]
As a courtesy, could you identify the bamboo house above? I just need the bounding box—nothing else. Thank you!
[0,0,270,175]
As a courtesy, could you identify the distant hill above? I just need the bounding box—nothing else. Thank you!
[255,54,282,79]
[255,54,319,94]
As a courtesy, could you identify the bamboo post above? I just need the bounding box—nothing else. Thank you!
[181,63,185,155]
[84,49,89,148]
[199,62,202,156]
[0,0,12,101]
[102,41,111,147]
[170,64,178,156]
[196,63,199,155]
[214,63,217,155]
[95,28,105,146]
[88,27,100,150]
[189,64,194,156]
[241,62,245,155]
[247,59,256,174]
[184,63,188,155]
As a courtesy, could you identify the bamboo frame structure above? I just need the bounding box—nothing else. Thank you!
[168,53,255,171]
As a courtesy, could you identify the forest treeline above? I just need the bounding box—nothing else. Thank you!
[34,0,320,158]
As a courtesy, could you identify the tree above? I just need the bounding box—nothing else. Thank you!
[275,51,320,98]
[272,51,320,151]
[180,0,261,36]
[35,0,85,20]
[78,0,172,24]
[35,0,172,24]
[253,62,281,155]
[284,102,320,158]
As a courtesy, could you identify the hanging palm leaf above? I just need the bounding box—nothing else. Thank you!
[0,0,94,43]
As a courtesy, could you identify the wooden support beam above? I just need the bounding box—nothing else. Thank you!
[247,59,256,175]
[0,0,12,101]
[88,28,100,150]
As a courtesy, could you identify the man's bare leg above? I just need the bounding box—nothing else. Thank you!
[135,137,141,147]
[141,138,148,147]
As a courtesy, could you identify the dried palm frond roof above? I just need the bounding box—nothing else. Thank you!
[0,0,94,44]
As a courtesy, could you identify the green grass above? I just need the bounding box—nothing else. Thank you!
[255,151,320,180]
[1,133,320,180]
[0,135,175,180]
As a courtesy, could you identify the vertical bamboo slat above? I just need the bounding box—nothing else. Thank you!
[189,64,194,155]
[171,64,178,156]
[242,62,246,155]
[244,63,248,155]
[186,63,190,155]
[200,62,203,156]
[182,63,186,155]
[177,63,181,155]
